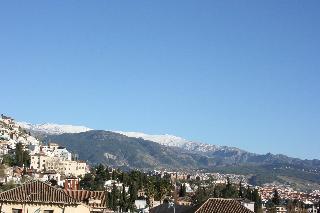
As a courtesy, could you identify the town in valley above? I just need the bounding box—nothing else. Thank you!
[0,114,319,213]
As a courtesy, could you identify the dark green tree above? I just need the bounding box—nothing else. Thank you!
[108,191,114,210]
[22,150,31,167]
[221,178,238,198]
[272,189,280,206]
[105,167,111,180]
[129,182,138,203]
[94,164,107,190]
[192,185,208,205]
[111,183,120,211]
[15,143,24,167]
[120,185,128,212]
[80,173,95,190]
[239,181,243,198]
[2,154,15,166]
[252,189,262,213]
[179,183,186,197]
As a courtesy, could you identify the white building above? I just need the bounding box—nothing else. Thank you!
[30,154,86,177]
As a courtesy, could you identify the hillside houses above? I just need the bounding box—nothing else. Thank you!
[0,114,87,187]
[0,180,112,213]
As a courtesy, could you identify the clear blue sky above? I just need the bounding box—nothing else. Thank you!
[1,1,319,160]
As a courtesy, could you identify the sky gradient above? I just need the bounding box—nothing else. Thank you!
[1,1,319,159]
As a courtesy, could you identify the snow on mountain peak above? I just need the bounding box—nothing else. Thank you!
[17,121,241,154]
[115,131,191,147]
[17,122,92,135]
[115,131,225,153]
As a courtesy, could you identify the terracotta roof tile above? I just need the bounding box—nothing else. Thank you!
[195,198,254,213]
[64,190,106,208]
[0,180,78,205]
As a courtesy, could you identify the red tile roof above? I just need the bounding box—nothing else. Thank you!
[195,198,254,213]
[0,180,78,205]
[64,190,106,208]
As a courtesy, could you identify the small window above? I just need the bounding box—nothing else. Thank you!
[12,209,22,213]
[43,210,54,213]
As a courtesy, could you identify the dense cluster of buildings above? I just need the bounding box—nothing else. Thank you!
[258,184,320,213]
[1,114,320,212]
[0,115,87,187]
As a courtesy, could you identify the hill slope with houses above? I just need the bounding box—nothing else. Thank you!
[0,114,88,187]
[4,115,320,191]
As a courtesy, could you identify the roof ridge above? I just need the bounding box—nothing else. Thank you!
[0,179,38,195]
[64,189,105,192]
[0,180,80,205]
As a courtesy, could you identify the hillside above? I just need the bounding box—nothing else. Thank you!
[43,130,216,170]
[43,130,320,190]
[17,121,320,190]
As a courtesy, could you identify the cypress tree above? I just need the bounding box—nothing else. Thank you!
[272,189,280,206]
[239,181,243,198]
[15,143,24,167]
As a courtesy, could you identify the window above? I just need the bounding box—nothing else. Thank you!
[12,209,22,213]
[43,210,54,213]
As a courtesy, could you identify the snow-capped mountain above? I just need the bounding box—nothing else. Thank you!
[115,131,191,147]
[115,131,243,154]
[18,121,244,154]
[17,122,92,135]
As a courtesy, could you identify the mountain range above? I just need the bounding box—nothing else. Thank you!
[18,122,245,154]
[19,121,320,191]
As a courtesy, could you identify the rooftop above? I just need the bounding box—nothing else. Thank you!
[0,180,78,205]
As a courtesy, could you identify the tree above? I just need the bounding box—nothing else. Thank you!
[15,143,24,167]
[192,185,208,205]
[0,180,16,192]
[94,164,107,190]
[105,167,111,180]
[179,183,186,197]
[111,183,120,211]
[129,182,138,203]
[252,189,262,213]
[80,173,95,190]
[239,181,243,198]
[221,178,238,198]
[22,150,31,167]
[120,185,128,212]
[108,191,114,210]
[272,189,280,206]
[2,154,15,167]
[245,186,253,200]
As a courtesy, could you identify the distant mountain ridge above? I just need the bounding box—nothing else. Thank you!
[19,122,244,155]
[17,122,92,135]
[42,130,320,191]
[17,121,320,190]
[116,131,244,154]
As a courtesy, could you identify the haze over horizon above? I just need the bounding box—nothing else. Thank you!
[1,1,319,160]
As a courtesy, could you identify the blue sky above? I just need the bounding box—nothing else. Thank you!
[1,1,319,159]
